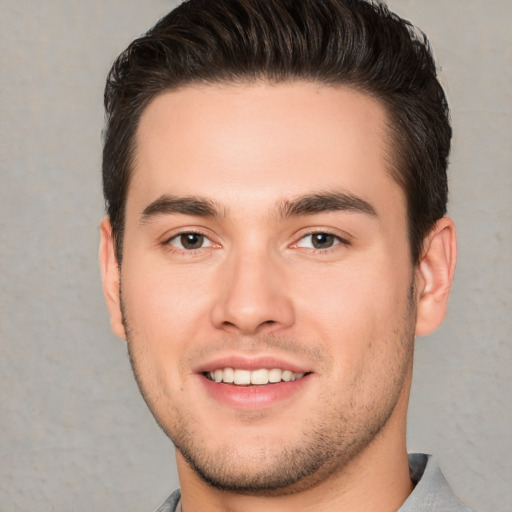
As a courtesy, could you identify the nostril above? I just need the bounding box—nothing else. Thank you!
[221,319,276,332]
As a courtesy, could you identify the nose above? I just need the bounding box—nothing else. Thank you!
[210,248,295,335]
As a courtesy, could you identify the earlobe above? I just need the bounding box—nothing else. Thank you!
[415,217,457,336]
[99,217,126,340]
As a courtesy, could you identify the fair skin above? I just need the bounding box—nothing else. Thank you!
[100,83,456,512]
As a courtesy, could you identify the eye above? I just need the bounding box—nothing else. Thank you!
[167,232,215,250]
[295,232,344,250]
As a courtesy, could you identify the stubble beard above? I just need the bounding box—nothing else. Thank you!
[122,283,416,496]
[170,384,408,496]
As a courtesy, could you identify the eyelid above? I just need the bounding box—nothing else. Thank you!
[161,227,220,251]
[290,229,351,250]
[168,233,215,249]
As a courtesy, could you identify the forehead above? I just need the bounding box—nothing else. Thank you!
[130,82,402,218]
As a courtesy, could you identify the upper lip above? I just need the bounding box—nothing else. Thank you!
[194,354,312,374]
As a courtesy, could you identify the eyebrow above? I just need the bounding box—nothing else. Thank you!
[278,191,377,218]
[140,195,224,223]
[140,190,377,224]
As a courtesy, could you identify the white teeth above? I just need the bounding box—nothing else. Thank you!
[250,369,269,385]
[222,367,234,383]
[268,368,282,383]
[281,370,293,382]
[233,369,251,385]
[207,368,306,385]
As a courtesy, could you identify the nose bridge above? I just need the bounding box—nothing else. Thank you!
[211,243,294,334]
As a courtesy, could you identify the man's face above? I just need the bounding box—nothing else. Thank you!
[115,83,418,493]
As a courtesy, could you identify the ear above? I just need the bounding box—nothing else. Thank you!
[99,217,126,340]
[415,217,457,336]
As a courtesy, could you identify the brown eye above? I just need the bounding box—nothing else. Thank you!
[311,233,336,249]
[295,232,345,250]
[167,232,214,250]
[180,233,204,249]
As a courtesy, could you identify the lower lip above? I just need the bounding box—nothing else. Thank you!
[199,374,311,409]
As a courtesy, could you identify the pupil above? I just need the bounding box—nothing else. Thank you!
[181,233,203,249]
[312,233,333,249]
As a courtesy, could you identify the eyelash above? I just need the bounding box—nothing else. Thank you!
[293,231,350,252]
[162,230,217,255]
[161,229,350,255]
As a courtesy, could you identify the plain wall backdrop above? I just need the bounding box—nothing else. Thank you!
[1,1,510,511]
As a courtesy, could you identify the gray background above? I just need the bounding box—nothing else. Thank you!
[1,0,510,511]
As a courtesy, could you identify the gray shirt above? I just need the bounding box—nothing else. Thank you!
[155,453,476,511]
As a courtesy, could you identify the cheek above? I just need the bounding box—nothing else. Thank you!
[292,257,412,370]
[119,259,215,415]
[120,253,215,358]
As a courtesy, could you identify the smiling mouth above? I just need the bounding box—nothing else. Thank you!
[204,368,308,386]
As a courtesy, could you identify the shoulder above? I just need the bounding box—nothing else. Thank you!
[154,489,181,512]
[400,453,478,512]
[154,456,480,512]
